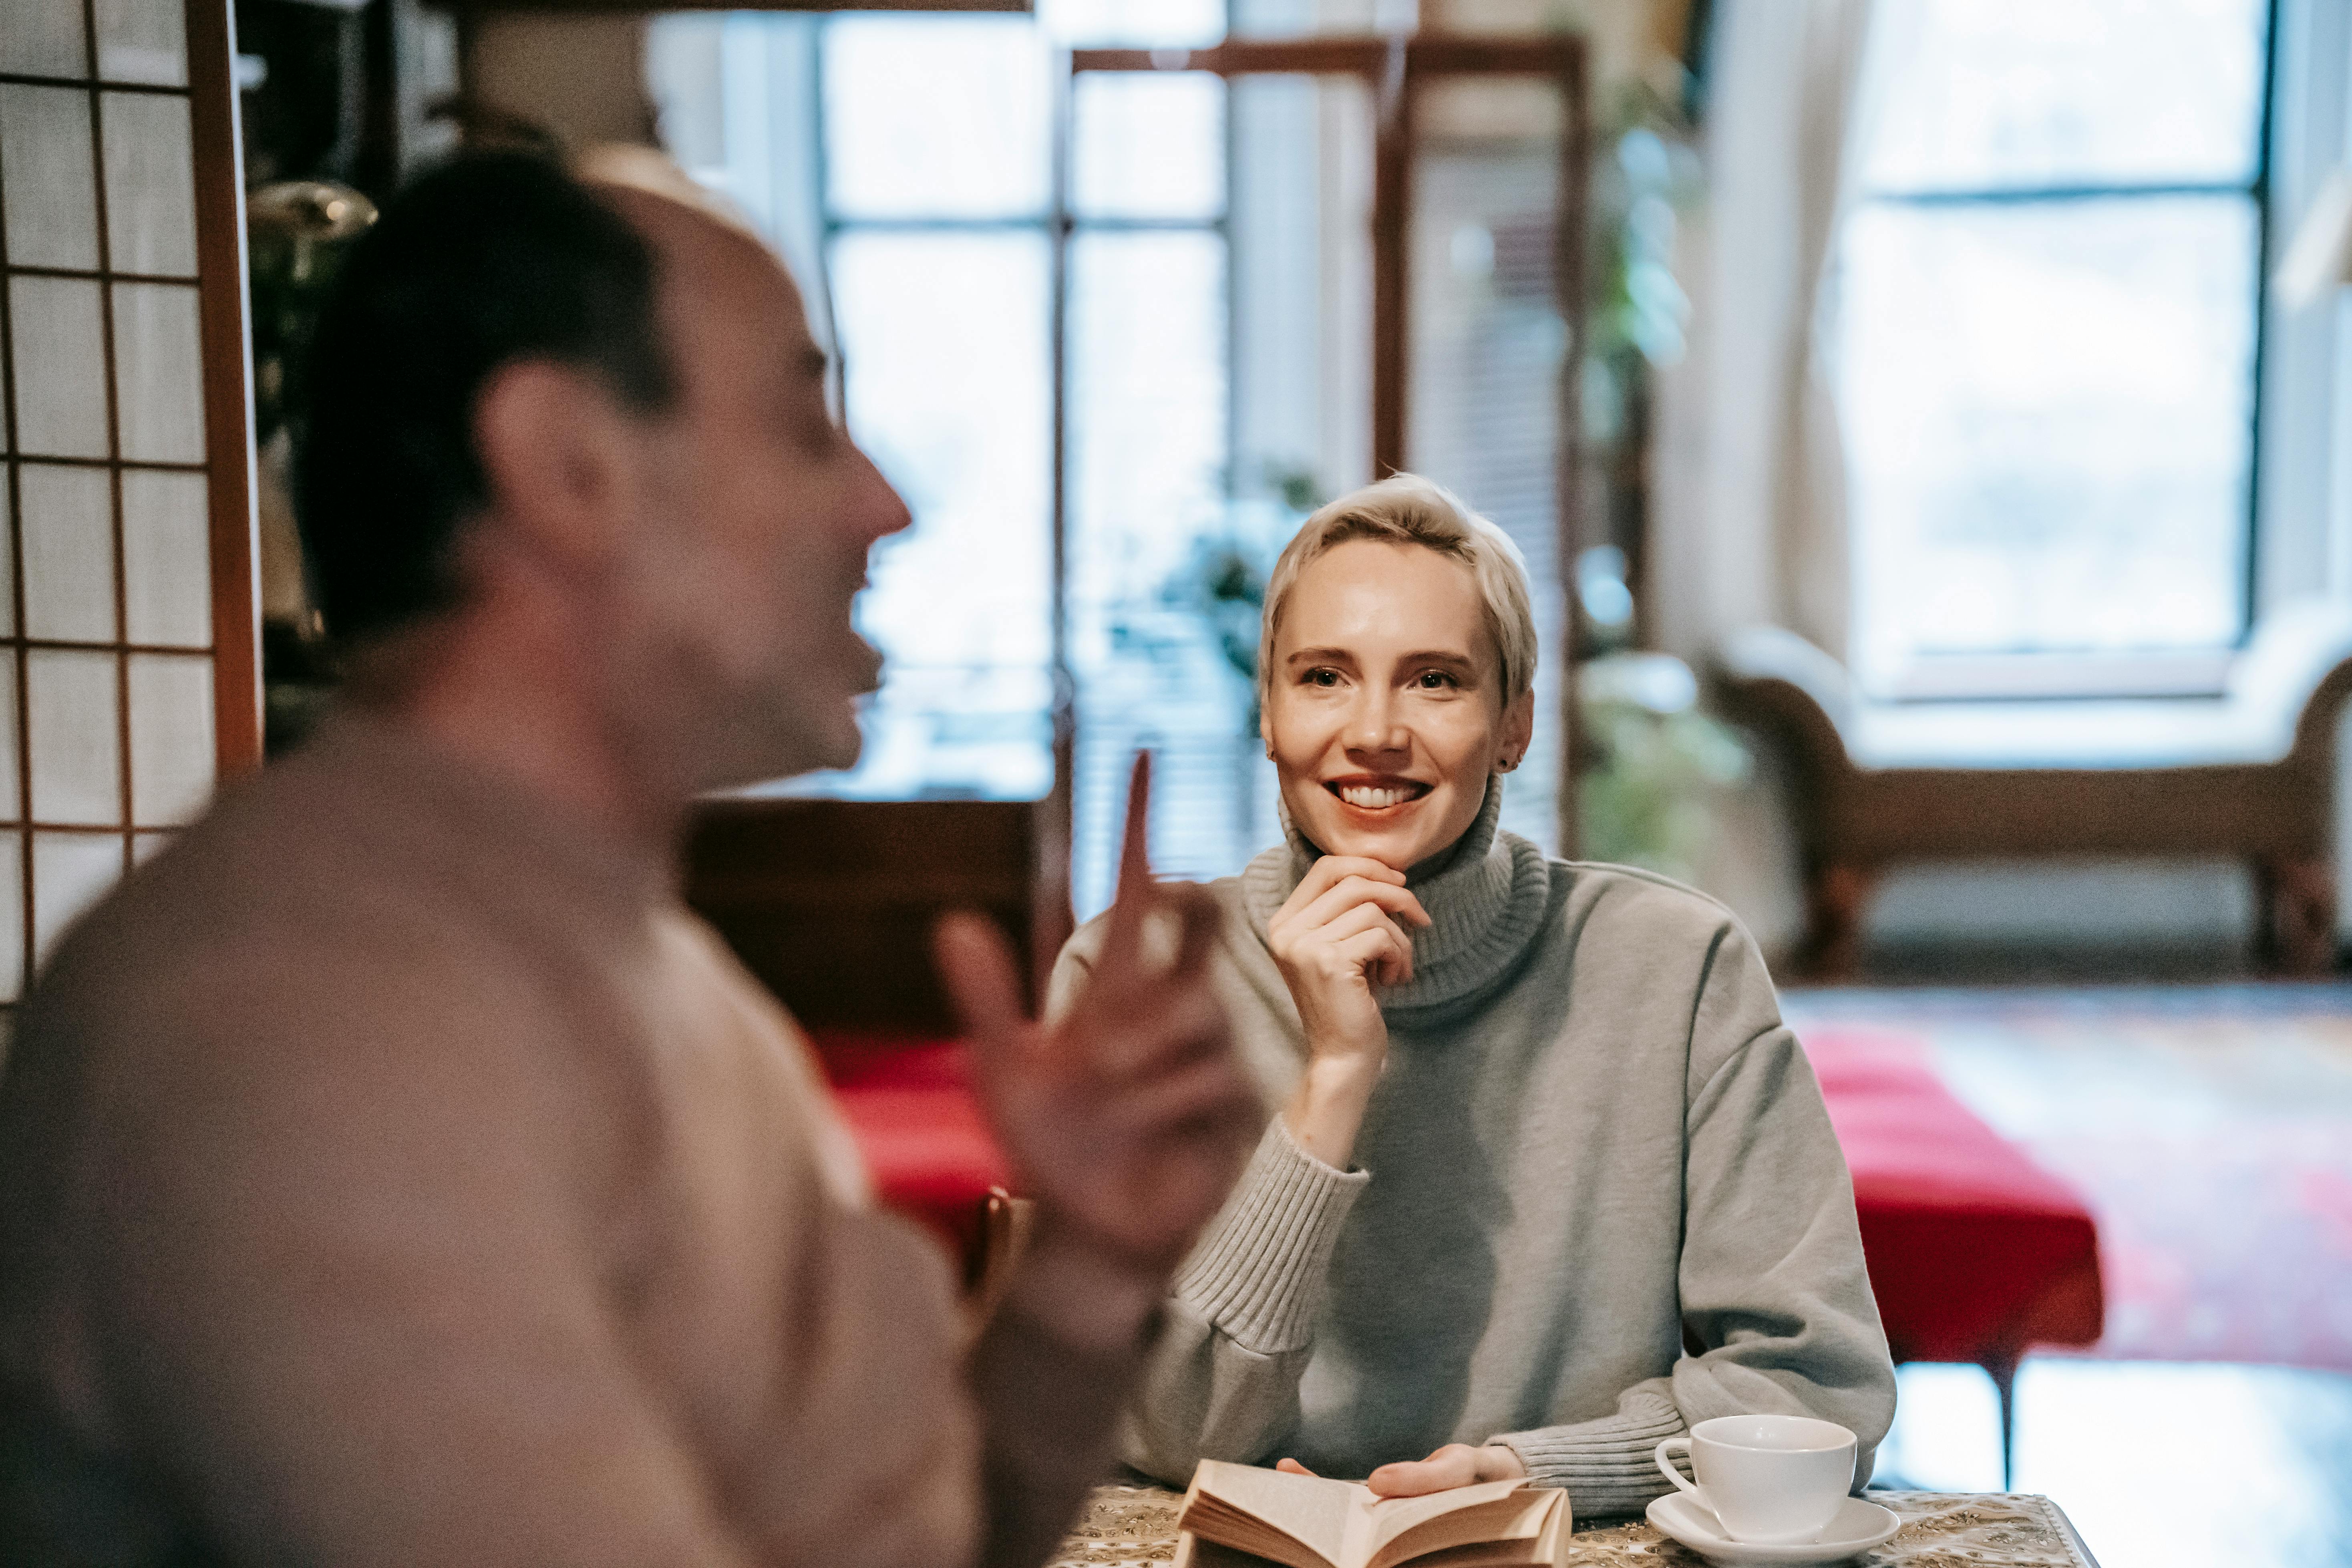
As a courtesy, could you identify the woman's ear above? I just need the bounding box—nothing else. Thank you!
[1496,687,1536,772]
[1260,701,1275,761]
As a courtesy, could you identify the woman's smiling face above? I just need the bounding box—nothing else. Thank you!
[1264,539,1534,872]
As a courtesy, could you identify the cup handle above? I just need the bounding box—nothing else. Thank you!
[1654,1437,1702,1499]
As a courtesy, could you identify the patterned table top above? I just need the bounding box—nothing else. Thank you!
[1047,1483,2100,1568]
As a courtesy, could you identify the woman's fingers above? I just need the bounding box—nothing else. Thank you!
[1279,876,1432,940]
[1364,1444,1483,1498]
[1274,855,1404,922]
[1307,901,1413,984]
[1332,923,1410,986]
[1274,1458,1320,1478]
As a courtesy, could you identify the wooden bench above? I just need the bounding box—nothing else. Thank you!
[1713,602,2352,978]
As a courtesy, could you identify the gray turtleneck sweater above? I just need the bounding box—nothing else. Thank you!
[1048,788,1895,1518]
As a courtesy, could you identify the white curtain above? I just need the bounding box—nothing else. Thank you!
[1649,0,1883,666]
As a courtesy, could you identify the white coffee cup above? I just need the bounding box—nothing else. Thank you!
[1654,1414,1856,1544]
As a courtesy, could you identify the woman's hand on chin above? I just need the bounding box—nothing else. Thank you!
[1364,1443,1529,1498]
[1266,855,1431,1168]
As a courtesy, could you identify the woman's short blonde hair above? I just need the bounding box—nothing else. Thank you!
[1258,473,1539,711]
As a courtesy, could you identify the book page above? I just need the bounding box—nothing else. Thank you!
[1354,1479,1525,1565]
[1183,1461,1359,1568]
[1362,1485,1555,1568]
[1392,1492,1569,1568]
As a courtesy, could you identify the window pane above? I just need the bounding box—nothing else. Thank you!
[9,276,111,459]
[1840,195,2257,684]
[1067,229,1239,915]
[102,90,199,278]
[0,650,19,821]
[121,467,212,647]
[810,229,1052,800]
[128,652,213,827]
[32,831,121,965]
[0,831,20,1003]
[93,0,187,87]
[1863,0,2269,194]
[0,0,89,79]
[1038,0,1223,48]
[112,282,206,465]
[1407,94,1569,854]
[28,648,122,825]
[0,83,101,272]
[1073,73,1226,222]
[0,481,14,636]
[19,462,117,644]
[823,18,1047,221]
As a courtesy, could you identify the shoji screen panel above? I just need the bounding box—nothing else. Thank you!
[0,0,260,1004]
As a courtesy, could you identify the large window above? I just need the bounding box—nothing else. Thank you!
[821,16,1057,803]
[650,2,1249,917]
[648,7,1577,916]
[1839,0,2274,699]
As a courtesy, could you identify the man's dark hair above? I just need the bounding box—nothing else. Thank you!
[294,151,676,645]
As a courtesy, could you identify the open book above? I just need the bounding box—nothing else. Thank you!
[1171,1460,1571,1568]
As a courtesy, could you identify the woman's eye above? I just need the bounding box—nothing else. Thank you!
[1416,670,1457,690]
[1306,668,1341,688]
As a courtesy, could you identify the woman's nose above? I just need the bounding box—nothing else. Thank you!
[1342,690,1409,755]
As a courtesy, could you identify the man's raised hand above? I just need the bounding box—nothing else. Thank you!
[934,754,1258,1342]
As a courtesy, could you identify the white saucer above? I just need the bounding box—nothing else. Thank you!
[1645,1494,1901,1565]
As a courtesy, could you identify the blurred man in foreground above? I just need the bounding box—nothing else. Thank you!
[0,150,1257,1567]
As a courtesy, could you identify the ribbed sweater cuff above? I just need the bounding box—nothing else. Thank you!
[1172,1117,1368,1355]
[1493,1389,1688,1519]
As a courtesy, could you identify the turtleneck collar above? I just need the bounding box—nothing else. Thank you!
[1239,775,1554,1016]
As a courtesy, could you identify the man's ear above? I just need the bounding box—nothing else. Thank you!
[471,359,642,570]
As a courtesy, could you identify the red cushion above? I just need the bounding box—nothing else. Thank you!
[809,1029,977,1093]
[806,1031,1011,1272]
[1805,1029,2103,1362]
[809,1023,2107,1360]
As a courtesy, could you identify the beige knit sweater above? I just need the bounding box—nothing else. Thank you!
[0,712,1134,1568]
[1051,787,1896,1517]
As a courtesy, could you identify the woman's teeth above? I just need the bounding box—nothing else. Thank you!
[1338,784,1418,809]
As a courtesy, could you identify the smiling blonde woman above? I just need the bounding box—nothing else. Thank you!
[1048,474,1896,1516]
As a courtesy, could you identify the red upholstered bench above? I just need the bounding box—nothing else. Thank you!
[1803,1028,2103,1483]
[808,1031,1012,1284]
[812,1024,2103,1487]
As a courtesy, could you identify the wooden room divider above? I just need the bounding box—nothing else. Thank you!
[0,0,260,1013]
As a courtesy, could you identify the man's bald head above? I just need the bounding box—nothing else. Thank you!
[296,151,679,648]
[581,161,833,422]
[297,146,904,795]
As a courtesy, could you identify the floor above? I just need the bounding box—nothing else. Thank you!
[1785,985,2352,1568]
[1876,1359,2352,1568]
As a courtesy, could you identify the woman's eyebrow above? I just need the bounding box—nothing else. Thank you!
[1285,646,1360,665]
[1398,650,1479,671]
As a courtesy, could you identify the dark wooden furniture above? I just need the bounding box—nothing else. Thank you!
[682,796,1044,1293]
[1715,604,2352,978]
[682,796,1046,1033]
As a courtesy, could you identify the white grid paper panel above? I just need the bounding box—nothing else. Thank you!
[2,0,221,999]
